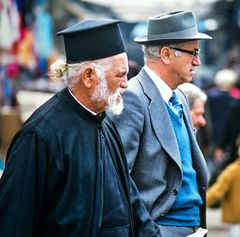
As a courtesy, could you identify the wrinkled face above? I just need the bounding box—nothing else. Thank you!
[91,53,128,115]
[169,40,201,88]
[190,98,206,131]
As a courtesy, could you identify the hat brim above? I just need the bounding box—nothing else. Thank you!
[134,32,212,45]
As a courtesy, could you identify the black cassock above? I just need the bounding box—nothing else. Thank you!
[0,88,159,237]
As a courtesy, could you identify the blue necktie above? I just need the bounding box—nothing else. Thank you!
[169,92,183,117]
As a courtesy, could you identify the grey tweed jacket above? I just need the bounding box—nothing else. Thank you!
[110,68,208,228]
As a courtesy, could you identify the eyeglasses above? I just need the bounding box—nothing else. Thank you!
[170,47,200,57]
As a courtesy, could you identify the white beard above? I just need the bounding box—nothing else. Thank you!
[90,74,124,115]
[105,89,124,115]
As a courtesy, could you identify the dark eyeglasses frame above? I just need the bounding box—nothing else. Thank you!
[170,47,200,57]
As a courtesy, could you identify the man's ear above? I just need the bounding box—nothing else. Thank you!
[160,46,171,64]
[82,67,95,88]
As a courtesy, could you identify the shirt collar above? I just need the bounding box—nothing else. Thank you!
[144,65,172,103]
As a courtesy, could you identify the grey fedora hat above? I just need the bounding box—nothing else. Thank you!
[134,11,212,45]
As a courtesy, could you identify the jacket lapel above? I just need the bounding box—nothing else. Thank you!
[137,69,182,169]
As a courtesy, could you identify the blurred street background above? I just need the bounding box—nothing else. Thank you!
[207,208,229,237]
[1,1,240,236]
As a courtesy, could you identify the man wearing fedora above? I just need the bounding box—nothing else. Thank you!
[0,19,161,237]
[110,11,212,237]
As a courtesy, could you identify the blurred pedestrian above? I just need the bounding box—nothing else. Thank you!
[207,136,240,237]
[178,83,208,155]
[213,97,240,163]
[178,82,207,131]
[0,19,160,237]
[110,11,211,237]
[206,68,238,161]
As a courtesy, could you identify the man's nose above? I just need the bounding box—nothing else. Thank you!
[199,115,206,127]
[192,56,201,66]
[120,75,128,89]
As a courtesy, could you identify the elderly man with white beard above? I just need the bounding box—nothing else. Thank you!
[0,19,161,237]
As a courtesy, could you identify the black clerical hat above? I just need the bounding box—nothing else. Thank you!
[57,19,126,63]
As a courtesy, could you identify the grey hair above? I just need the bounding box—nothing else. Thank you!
[213,69,238,91]
[142,45,162,59]
[142,44,179,60]
[49,58,111,90]
[178,82,207,109]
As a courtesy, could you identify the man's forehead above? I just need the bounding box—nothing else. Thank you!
[111,54,128,67]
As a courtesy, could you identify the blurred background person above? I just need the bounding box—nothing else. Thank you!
[204,69,238,185]
[178,82,208,156]
[206,68,238,162]
[178,82,207,132]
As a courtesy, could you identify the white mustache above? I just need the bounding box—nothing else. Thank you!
[116,88,126,95]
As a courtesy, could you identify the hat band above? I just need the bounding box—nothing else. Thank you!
[148,26,197,40]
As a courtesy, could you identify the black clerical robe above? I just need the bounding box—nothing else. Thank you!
[0,88,159,237]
